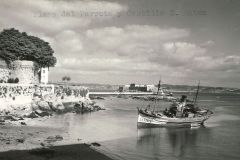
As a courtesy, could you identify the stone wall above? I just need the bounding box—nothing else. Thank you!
[10,60,39,84]
[0,58,41,84]
[0,68,10,83]
[0,58,8,68]
[0,84,89,111]
[0,58,10,82]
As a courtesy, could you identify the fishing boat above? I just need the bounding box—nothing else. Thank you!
[137,81,213,128]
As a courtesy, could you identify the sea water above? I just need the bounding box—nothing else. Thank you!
[40,93,240,160]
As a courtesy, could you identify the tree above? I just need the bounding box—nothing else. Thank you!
[66,76,71,82]
[0,28,56,67]
[62,76,71,83]
[14,78,19,83]
[62,76,67,82]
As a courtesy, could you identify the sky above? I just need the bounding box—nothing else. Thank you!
[0,0,239,88]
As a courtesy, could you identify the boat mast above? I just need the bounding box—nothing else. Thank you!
[193,81,200,105]
[153,79,161,112]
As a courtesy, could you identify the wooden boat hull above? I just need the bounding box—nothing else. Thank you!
[137,112,212,128]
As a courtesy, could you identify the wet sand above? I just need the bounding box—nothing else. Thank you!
[0,117,113,160]
[0,143,113,160]
[0,122,66,152]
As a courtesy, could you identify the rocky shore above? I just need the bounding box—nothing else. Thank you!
[0,93,104,126]
[0,87,109,159]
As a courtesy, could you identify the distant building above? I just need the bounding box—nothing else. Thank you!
[146,85,155,92]
[118,86,124,92]
[129,83,137,91]
[123,83,157,92]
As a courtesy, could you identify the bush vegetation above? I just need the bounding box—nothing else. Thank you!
[0,28,56,67]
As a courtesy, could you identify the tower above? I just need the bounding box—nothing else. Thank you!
[40,67,49,84]
[10,60,38,84]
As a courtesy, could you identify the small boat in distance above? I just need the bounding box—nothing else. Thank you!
[137,81,213,128]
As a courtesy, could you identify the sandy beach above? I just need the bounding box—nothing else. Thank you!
[0,115,113,160]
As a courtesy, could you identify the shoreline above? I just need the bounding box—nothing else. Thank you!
[0,121,113,160]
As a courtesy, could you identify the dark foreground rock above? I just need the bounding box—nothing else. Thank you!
[0,143,113,160]
[16,138,25,143]
[91,142,101,147]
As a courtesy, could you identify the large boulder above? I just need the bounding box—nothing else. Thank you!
[43,94,53,102]
[25,112,39,118]
[62,102,75,111]
[37,101,51,111]
[33,91,42,98]
[73,103,82,113]
[92,105,104,111]
[49,100,65,112]
[31,101,39,111]
[35,109,51,117]
[73,102,95,113]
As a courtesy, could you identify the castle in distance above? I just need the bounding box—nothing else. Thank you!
[0,57,48,85]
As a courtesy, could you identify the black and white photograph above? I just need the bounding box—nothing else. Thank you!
[0,0,239,160]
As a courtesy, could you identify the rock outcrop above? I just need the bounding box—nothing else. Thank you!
[0,84,105,125]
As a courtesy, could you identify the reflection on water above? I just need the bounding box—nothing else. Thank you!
[28,94,240,160]
[137,127,202,159]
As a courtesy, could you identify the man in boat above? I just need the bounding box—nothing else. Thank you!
[144,104,151,115]
[177,95,187,112]
[168,104,177,117]
[167,95,187,117]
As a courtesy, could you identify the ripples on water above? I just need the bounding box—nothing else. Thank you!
[39,93,240,160]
